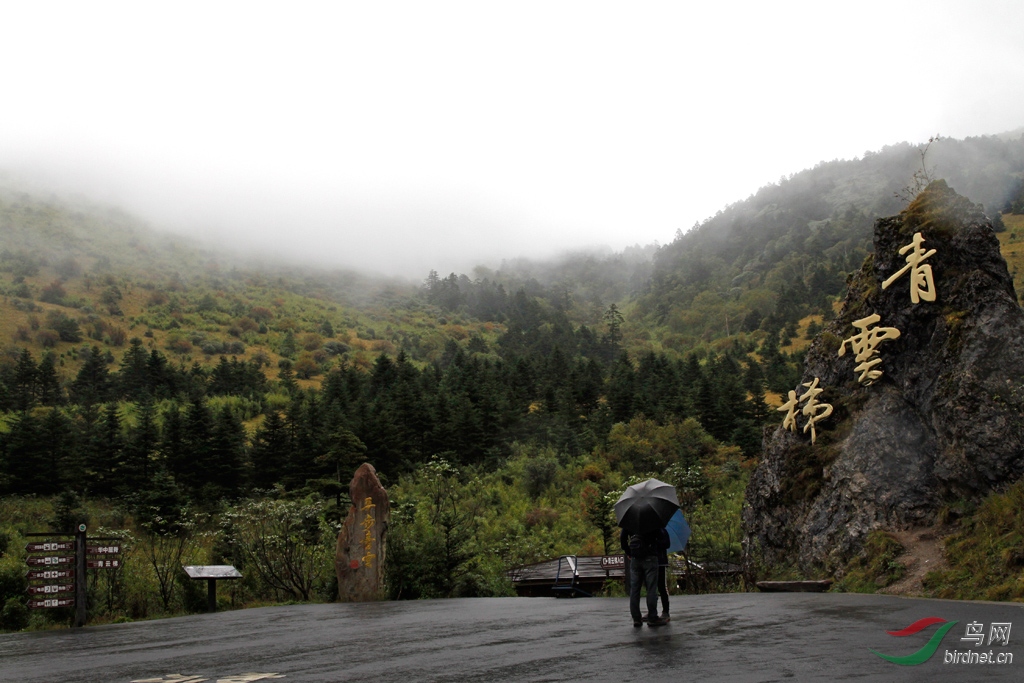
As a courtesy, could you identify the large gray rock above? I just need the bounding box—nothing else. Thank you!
[744,181,1024,570]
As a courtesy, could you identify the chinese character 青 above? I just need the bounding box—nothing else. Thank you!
[881,231,937,304]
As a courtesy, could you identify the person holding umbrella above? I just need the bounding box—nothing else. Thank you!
[615,478,678,628]
[656,508,692,624]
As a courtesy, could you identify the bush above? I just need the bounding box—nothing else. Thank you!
[39,281,67,305]
[46,311,82,343]
[35,329,60,350]
[324,341,349,356]
[523,457,558,499]
[0,554,28,630]
[834,531,905,593]
[220,498,334,602]
[0,597,29,632]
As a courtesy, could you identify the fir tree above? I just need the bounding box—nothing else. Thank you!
[208,405,245,497]
[37,352,63,406]
[250,410,291,490]
[13,348,38,411]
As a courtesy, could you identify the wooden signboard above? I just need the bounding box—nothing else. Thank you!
[26,555,75,567]
[601,555,626,569]
[87,559,121,569]
[28,597,75,609]
[86,544,121,555]
[26,568,74,581]
[28,584,75,596]
[26,541,74,553]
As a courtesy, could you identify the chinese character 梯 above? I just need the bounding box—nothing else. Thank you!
[777,377,833,444]
[798,378,833,444]
[838,314,901,384]
[881,231,937,304]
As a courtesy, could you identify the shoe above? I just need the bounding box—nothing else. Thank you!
[633,621,643,628]
[647,617,668,628]
[640,615,648,622]
[660,612,670,623]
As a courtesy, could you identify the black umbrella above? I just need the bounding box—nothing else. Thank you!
[614,478,680,534]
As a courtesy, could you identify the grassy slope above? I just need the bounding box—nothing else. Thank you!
[0,192,505,392]
[997,213,1024,298]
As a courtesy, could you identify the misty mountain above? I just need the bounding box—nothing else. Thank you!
[419,134,1024,358]
[634,134,1024,343]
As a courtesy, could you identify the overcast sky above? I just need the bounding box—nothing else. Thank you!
[2,1,1023,278]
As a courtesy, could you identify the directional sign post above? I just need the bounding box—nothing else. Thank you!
[24,525,125,627]
[75,524,87,627]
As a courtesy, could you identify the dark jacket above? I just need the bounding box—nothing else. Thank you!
[620,527,670,558]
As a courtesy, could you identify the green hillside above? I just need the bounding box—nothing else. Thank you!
[3,132,1024,628]
[0,188,506,386]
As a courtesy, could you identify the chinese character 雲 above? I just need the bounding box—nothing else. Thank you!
[962,621,985,647]
[881,231,937,304]
[838,314,901,384]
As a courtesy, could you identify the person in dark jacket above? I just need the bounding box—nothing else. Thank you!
[656,541,670,622]
[620,526,670,628]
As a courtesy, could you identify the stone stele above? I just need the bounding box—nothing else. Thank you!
[335,462,390,601]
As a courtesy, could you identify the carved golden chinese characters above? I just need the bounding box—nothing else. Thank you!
[799,378,833,444]
[778,390,800,435]
[881,231,937,303]
[838,314,902,385]
[360,497,376,568]
[777,378,833,445]
[781,232,940,442]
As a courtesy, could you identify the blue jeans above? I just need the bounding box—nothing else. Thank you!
[629,555,660,623]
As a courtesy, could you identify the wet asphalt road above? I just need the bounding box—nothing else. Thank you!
[1,593,1022,682]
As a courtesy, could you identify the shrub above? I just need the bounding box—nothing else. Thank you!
[39,280,67,305]
[293,355,320,379]
[55,257,82,279]
[834,531,905,593]
[46,311,82,343]
[166,336,193,355]
[524,507,559,528]
[523,456,558,499]
[301,333,323,351]
[220,498,334,602]
[323,341,349,356]
[0,597,28,632]
[147,291,168,307]
[108,326,128,346]
[35,329,60,348]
